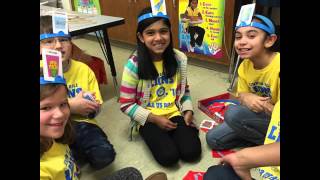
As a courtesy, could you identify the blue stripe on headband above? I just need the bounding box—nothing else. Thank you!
[40,31,71,41]
[235,14,275,35]
[40,76,66,85]
[137,12,169,23]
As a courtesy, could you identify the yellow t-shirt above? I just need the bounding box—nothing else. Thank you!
[256,101,280,179]
[186,7,200,27]
[146,60,181,119]
[237,53,280,104]
[40,141,80,180]
[186,7,200,17]
[64,60,103,125]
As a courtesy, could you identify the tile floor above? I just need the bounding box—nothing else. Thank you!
[72,35,259,180]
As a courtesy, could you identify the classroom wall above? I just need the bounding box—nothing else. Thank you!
[61,0,72,10]
[271,7,280,25]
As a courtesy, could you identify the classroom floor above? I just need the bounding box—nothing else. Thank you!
[72,36,260,180]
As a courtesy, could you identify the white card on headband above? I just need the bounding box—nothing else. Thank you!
[42,48,63,81]
[150,0,167,15]
[236,3,256,27]
[52,12,69,34]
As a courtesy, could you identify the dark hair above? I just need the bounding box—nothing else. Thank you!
[40,15,54,35]
[252,15,280,51]
[188,0,198,6]
[40,15,71,42]
[136,7,177,80]
[40,83,74,158]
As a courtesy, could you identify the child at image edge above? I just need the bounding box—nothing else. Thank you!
[40,76,168,180]
[206,14,280,151]
[40,15,116,170]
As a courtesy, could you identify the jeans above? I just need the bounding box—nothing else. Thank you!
[70,122,116,170]
[204,165,244,180]
[188,26,205,47]
[139,116,202,167]
[206,105,270,150]
[204,165,256,180]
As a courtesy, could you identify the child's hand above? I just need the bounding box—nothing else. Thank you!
[262,99,274,115]
[220,153,252,180]
[239,93,268,113]
[85,91,100,104]
[148,114,177,131]
[183,110,194,126]
[69,91,100,116]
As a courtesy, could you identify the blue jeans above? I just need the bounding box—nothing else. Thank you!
[206,105,270,150]
[70,122,116,170]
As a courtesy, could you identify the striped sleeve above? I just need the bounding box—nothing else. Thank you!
[119,56,151,125]
[180,79,193,113]
[173,49,193,113]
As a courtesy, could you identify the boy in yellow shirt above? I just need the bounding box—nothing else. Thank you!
[206,14,279,150]
[40,15,115,170]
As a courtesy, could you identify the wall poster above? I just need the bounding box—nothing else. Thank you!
[179,0,225,59]
[73,0,101,15]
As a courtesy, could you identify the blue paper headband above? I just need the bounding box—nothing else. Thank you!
[40,76,66,85]
[235,14,275,35]
[137,12,169,23]
[40,31,71,41]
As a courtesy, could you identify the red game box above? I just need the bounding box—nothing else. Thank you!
[198,93,238,123]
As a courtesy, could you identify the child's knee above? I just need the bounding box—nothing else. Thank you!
[225,105,245,122]
[180,146,201,162]
[156,150,179,167]
[204,165,240,180]
[87,146,116,169]
[205,127,229,150]
[206,133,223,150]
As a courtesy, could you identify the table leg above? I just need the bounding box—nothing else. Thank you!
[95,29,120,99]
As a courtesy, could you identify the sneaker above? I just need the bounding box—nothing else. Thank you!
[194,33,199,39]
[145,172,167,180]
[197,44,203,51]
[189,45,195,52]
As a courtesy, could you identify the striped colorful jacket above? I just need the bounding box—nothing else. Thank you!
[119,49,193,140]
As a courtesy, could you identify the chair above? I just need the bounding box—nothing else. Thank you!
[71,43,108,85]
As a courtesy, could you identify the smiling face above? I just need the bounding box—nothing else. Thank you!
[234,26,267,59]
[137,19,171,60]
[40,85,70,139]
[234,18,278,60]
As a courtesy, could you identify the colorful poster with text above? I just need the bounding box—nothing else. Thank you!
[73,0,101,15]
[179,0,225,59]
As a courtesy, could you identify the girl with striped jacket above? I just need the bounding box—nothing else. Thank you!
[119,7,202,167]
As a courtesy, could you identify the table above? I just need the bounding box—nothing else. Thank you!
[40,5,125,98]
